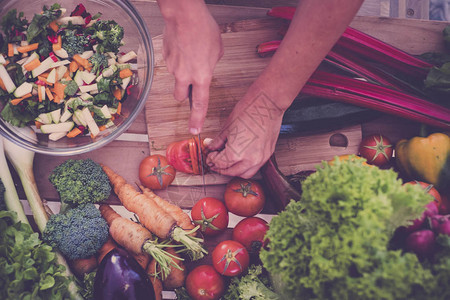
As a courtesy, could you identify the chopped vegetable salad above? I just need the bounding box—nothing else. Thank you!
[0,3,137,141]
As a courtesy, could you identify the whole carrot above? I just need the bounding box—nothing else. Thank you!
[99,204,183,277]
[138,184,194,231]
[102,165,207,260]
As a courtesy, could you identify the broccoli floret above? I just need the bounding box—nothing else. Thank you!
[49,159,111,208]
[0,179,6,211]
[223,265,279,300]
[89,52,109,76]
[43,203,109,260]
[61,29,91,57]
[87,20,124,53]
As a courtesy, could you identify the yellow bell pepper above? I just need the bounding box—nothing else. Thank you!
[395,132,450,192]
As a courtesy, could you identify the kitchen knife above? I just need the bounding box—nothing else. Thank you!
[188,85,207,195]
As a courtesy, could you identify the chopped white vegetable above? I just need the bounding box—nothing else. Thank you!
[0,64,16,93]
[40,121,74,134]
[48,131,68,141]
[118,51,137,64]
[78,83,98,94]
[82,107,100,137]
[13,82,33,98]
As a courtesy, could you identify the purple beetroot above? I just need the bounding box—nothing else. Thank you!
[405,229,436,259]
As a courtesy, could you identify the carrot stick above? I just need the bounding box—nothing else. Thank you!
[0,78,6,91]
[161,247,186,289]
[66,127,83,138]
[69,255,98,278]
[72,54,91,69]
[52,35,62,51]
[69,60,79,73]
[101,165,206,260]
[139,185,194,232]
[35,120,43,129]
[119,68,133,78]
[10,93,32,105]
[99,204,183,277]
[49,20,59,32]
[96,236,117,264]
[17,43,39,53]
[8,44,14,57]
[24,58,41,71]
[45,87,54,101]
[112,88,122,100]
[116,102,122,115]
[53,81,66,99]
[147,259,163,300]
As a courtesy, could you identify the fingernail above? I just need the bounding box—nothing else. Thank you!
[190,128,200,135]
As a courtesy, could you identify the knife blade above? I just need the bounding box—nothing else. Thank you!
[188,85,207,195]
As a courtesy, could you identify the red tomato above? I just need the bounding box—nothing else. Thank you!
[166,139,192,173]
[212,240,249,277]
[405,181,445,213]
[358,134,393,166]
[138,154,175,190]
[232,217,269,254]
[191,197,229,236]
[185,265,225,300]
[224,177,265,217]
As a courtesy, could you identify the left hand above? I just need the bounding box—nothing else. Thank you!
[206,85,284,178]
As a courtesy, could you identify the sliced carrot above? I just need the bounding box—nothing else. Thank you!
[39,71,50,79]
[67,127,83,138]
[52,36,62,51]
[52,82,66,99]
[69,60,79,73]
[63,70,72,81]
[0,78,6,91]
[8,44,14,57]
[116,102,122,115]
[53,94,61,104]
[98,125,107,131]
[49,20,59,32]
[35,120,43,129]
[37,75,49,85]
[24,58,41,71]
[112,88,122,100]
[17,43,39,53]
[72,54,91,69]
[38,85,43,102]
[10,93,32,105]
[119,68,133,79]
[45,87,54,101]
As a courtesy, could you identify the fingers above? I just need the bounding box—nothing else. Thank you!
[188,82,210,135]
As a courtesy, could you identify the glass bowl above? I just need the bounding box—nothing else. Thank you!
[0,0,153,155]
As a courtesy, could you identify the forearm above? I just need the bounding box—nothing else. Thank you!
[256,0,364,110]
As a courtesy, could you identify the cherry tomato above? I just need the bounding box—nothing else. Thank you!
[405,181,445,213]
[224,177,265,217]
[358,134,393,166]
[191,197,229,236]
[138,154,175,190]
[185,265,225,300]
[212,240,249,277]
[232,217,269,254]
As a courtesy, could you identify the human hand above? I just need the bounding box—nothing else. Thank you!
[206,86,285,178]
[161,3,223,134]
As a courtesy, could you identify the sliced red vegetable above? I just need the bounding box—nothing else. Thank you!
[49,52,58,62]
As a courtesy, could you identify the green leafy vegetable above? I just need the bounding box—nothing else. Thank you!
[260,157,436,299]
[89,52,109,76]
[0,9,28,46]
[0,211,75,299]
[86,20,124,53]
[27,3,62,43]
[61,29,90,57]
[64,80,79,97]
[0,178,6,211]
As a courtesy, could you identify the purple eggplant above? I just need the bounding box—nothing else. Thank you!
[94,247,155,300]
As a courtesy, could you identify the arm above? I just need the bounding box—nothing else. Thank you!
[156,0,224,135]
[207,0,364,178]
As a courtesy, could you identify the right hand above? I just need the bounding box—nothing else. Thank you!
[161,3,224,134]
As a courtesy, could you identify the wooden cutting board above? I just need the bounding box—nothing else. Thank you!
[145,18,362,186]
[145,16,449,186]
